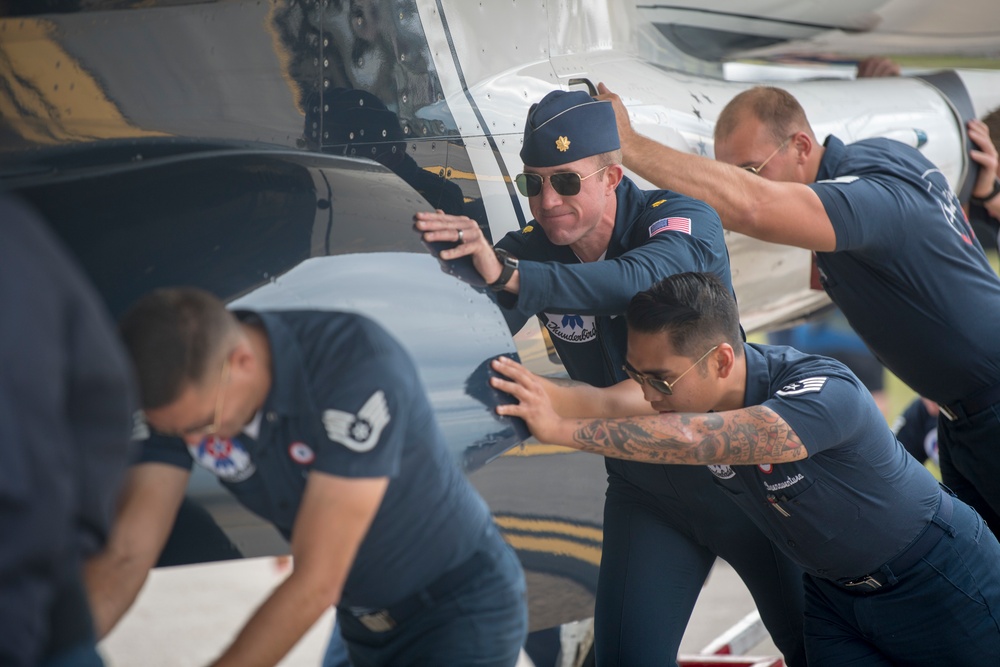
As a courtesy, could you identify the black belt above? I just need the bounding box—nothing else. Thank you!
[939,380,1000,421]
[836,491,953,594]
[342,550,492,632]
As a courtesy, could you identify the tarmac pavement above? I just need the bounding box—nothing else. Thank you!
[98,556,782,666]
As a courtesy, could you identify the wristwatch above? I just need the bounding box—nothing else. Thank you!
[971,178,1000,206]
[489,248,519,291]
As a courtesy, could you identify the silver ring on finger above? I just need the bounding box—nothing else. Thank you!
[457,228,464,243]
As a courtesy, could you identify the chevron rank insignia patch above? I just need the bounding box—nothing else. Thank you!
[775,377,828,397]
[323,390,391,452]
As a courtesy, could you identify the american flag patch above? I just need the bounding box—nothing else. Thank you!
[775,377,828,397]
[649,217,691,237]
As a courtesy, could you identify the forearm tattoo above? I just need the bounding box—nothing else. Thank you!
[570,406,805,465]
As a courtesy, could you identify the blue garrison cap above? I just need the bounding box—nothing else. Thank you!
[520,90,620,167]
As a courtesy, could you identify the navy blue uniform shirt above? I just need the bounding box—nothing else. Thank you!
[711,343,942,580]
[810,135,1000,404]
[490,174,810,667]
[496,176,733,388]
[137,311,493,608]
[1,196,134,665]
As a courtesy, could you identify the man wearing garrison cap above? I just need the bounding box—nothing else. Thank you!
[415,90,808,666]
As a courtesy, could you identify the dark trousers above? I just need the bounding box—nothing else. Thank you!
[938,404,1000,528]
[338,528,527,667]
[803,497,1000,666]
[40,645,104,667]
[39,574,104,667]
[594,461,807,667]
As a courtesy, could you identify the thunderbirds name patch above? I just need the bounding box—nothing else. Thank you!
[776,377,828,397]
[543,312,596,344]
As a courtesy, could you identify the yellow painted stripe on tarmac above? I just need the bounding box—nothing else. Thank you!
[495,516,603,543]
[502,533,602,567]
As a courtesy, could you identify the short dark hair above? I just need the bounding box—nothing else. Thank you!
[595,148,624,168]
[119,288,238,409]
[626,272,742,358]
[715,86,814,146]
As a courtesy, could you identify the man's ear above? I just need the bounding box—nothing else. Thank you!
[228,338,255,377]
[606,163,625,192]
[792,131,813,164]
[714,343,737,379]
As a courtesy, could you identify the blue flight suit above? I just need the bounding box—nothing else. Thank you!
[136,310,527,666]
[0,196,134,666]
[720,343,1000,666]
[496,177,807,667]
[810,135,1000,525]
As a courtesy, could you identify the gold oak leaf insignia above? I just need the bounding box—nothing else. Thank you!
[555,136,571,152]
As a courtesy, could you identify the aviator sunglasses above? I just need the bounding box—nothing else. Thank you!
[515,165,608,197]
[622,345,719,395]
[742,135,793,176]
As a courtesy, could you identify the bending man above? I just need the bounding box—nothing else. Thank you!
[415,90,807,666]
[85,288,527,667]
[495,271,1000,667]
[599,82,1000,527]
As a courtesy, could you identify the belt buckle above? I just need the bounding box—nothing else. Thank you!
[843,575,882,590]
[938,403,958,421]
[357,609,396,632]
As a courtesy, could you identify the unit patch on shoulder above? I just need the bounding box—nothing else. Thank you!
[649,217,691,237]
[543,312,596,344]
[707,464,736,480]
[323,390,391,453]
[188,436,256,483]
[288,441,315,465]
[651,199,667,208]
[775,377,828,397]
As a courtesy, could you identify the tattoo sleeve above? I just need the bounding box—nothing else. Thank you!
[569,406,807,465]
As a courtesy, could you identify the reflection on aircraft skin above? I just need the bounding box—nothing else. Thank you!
[0,17,166,147]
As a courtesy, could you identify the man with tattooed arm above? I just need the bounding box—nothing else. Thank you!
[493,271,1000,667]
[416,89,807,667]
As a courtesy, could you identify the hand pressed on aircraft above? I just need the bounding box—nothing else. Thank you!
[969,118,1000,210]
[413,210,507,285]
[595,82,639,154]
[491,356,568,446]
[855,56,901,78]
